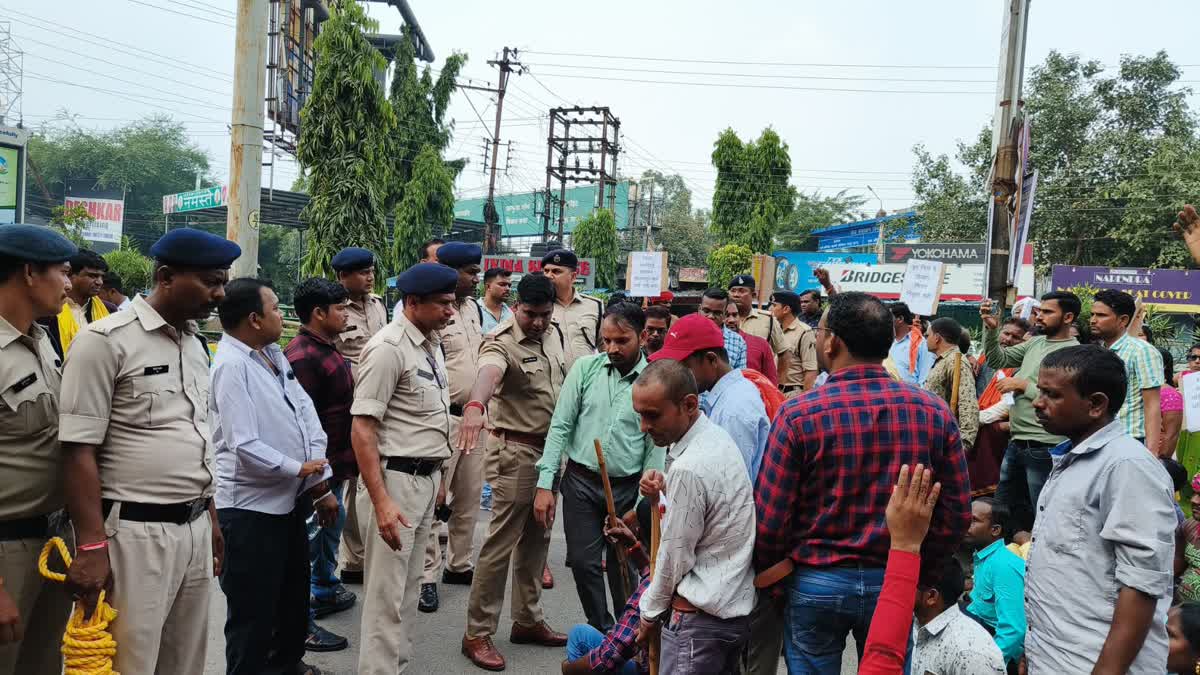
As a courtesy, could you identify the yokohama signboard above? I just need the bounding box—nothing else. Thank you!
[885,243,986,263]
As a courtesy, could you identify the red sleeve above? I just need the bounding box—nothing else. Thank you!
[763,344,779,385]
[857,549,919,675]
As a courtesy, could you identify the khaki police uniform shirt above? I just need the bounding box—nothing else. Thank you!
[58,295,214,503]
[552,291,603,372]
[478,318,567,435]
[779,319,819,388]
[336,293,387,369]
[439,298,483,407]
[350,313,452,460]
[0,318,63,520]
[740,309,786,355]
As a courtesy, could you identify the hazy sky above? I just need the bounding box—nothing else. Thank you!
[7,0,1200,217]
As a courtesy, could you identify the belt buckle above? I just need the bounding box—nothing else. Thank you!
[186,498,207,522]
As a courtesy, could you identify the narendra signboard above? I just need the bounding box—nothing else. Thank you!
[65,196,124,244]
[1050,265,1200,313]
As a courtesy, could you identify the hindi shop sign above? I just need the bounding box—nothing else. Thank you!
[162,185,227,215]
[885,243,986,264]
[64,196,124,244]
[481,254,595,289]
[1050,265,1200,313]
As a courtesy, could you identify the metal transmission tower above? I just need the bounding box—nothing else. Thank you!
[543,106,620,243]
[0,23,23,125]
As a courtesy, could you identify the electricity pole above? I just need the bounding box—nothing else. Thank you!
[463,47,522,254]
[227,0,269,279]
[984,0,1031,309]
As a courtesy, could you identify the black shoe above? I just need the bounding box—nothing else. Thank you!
[305,620,348,653]
[340,569,363,585]
[418,583,439,613]
[311,584,357,618]
[297,662,323,675]
[442,568,474,585]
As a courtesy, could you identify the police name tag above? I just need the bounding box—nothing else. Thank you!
[521,357,538,364]
[417,369,436,382]
[12,373,36,392]
[143,365,169,376]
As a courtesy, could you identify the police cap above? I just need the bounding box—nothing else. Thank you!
[0,224,77,263]
[331,247,375,272]
[150,227,241,268]
[396,262,458,296]
[729,274,756,291]
[436,242,482,269]
[541,248,578,269]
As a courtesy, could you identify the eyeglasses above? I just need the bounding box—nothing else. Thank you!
[1188,354,1200,361]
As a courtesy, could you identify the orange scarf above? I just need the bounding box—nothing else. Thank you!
[978,368,1016,410]
[907,323,924,375]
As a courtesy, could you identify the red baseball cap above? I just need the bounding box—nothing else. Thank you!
[648,313,724,362]
[650,290,675,304]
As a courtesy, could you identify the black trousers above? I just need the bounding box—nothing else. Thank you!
[561,462,640,632]
[218,505,311,675]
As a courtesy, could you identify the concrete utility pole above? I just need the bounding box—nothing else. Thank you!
[227,0,269,279]
[481,47,521,254]
[984,0,1031,309]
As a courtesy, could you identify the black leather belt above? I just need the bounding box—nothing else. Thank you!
[449,402,464,416]
[102,497,211,525]
[781,384,803,393]
[385,457,444,476]
[566,459,640,486]
[1010,439,1054,451]
[0,513,49,541]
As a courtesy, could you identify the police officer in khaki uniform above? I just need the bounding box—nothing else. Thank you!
[541,249,603,373]
[0,225,76,674]
[331,246,388,585]
[729,274,788,375]
[770,290,819,396]
[59,228,238,675]
[350,263,456,675]
[459,273,569,671]
[419,243,485,614]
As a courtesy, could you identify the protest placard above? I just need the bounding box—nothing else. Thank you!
[626,251,668,297]
[1183,373,1200,433]
[898,259,945,316]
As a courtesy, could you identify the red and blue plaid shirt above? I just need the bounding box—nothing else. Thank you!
[588,566,651,674]
[753,364,970,572]
[285,328,357,480]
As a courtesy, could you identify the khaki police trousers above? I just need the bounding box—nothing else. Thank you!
[0,536,72,675]
[423,415,484,583]
[105,503,213,675]
[465,435,550,638]
[356,467,437,675]
[339,478,366,574]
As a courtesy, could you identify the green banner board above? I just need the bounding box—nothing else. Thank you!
[454,182,629,237]
[162,185,228,215]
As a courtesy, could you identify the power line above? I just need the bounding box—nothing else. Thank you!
[18,36,232,98]
[23,73,226,122]
[121,0,235,28]
[534,72,994,95]
[24,52,231,112]
[529,62,997,84]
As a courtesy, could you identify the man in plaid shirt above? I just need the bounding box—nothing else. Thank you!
[285,277,358,652]
[753,292,971,675]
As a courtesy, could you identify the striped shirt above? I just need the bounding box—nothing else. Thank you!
[1110,334,1164,440]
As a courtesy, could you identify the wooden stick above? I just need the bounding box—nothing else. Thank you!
[649,493,661,675]
[594,438,633,602]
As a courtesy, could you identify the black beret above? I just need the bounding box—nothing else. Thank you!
[729,274,756,290]
[436,242,482,269]
[331,247,375,272]
[541,248,578,269]
[396,262,458,296]
[0,224,77,262]
[150,228,241,268]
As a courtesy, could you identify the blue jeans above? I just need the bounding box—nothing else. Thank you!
[565,624,639,675]
[784,565,903,675]
[994,441,1053,532]
[308,479,347,603]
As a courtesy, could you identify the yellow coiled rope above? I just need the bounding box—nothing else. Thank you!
[37,537,120,675]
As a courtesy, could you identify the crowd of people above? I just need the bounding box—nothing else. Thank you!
[2,218,1200,675]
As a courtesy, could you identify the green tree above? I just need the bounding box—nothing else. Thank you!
[102,238,153,296]
[258,223,302,302]
[393,146,455,272]
[49,203,90,247]
[632,170,711,272]
[706,243,753,289]
[572,209,621,289]
[297,0,395,280]
[711,127,792,253]
[910,129,991,243]
[776,190,867,251]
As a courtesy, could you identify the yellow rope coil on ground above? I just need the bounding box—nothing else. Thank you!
[37,537,120,675]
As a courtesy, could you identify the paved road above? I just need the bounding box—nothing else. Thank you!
[204,508,857,674]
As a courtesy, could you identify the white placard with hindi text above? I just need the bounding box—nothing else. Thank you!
[898,259,945,316]
[1183,373,1200,433]
[626,251,667,297]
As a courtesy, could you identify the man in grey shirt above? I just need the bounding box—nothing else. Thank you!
[1025,345,1175,674]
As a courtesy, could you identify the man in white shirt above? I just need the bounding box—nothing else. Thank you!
[210,278,338,675]
[100,271,133,310]
[632,359,756,674]
[911,557,1006,675]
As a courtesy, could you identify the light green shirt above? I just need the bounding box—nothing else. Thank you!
[983,329,1078,446]
[536,353,663,491]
